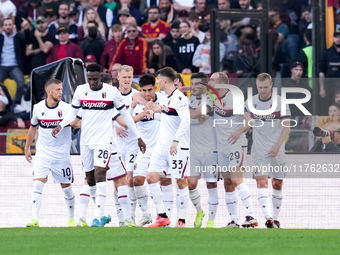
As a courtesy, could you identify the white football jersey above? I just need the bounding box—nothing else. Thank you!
[115,88,139,150]
[190,95,216,154]
[132,92,167,150]
[245,94,291,155]
[157,89,190,148]
[210,90,247,150]
[31,100,72,160]
[71,83,125,146]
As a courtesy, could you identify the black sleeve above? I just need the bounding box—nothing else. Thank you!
[309,139,323,152]
[325,142,340,153]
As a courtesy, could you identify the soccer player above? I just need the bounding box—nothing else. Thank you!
[245,73,290,228]
[192,72,258,228]
[128,74,168,226]
[188,72,219,228]
[52,64,145,227]
[147,67,190,228]
[115,65,140,223]
[25,79,76,227]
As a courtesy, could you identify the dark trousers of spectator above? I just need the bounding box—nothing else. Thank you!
[0,66,24,105]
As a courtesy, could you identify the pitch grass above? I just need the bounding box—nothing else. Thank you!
[0,228,339,255]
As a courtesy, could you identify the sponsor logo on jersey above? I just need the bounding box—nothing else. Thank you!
[161,105,178,116]
[38,119,63,128]
[250,111,280,120]
[80,100,114,110]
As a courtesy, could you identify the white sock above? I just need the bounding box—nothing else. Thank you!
[31,180,44,221]
[178,186,189,220]
[95,182,106,220]
[272,189,283,220]
[258,188,272,220]
[135,184,149,216]
[118,185,132,222]
[149,182,165,215]
[79,185,90,221]
[114,190,124,224]
[225,191,238,223]
[161,185,173,217]
[207,187,219,221]
[89,185,96,203]
[189,188,203,212]
[236,182,254,217]
[128,186,137,219]
[62,186,75,221]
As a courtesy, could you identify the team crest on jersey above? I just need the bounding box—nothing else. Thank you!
[58,111,62,117]
[168,100,171,106]
[198,101,201,106]
[223,102,226,107]
[102,92,106,99]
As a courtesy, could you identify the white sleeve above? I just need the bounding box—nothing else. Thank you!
[106,9,113,27]
[192,45,202,68]
[58,107,79,128]
[173,99,190,142]
[31,105,39,126]
[119,107,141,139]
[112,88,126,110]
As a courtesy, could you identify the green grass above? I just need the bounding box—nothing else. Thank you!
[0,228,339,255]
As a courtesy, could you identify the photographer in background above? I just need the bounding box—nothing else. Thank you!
[310,124,340,152]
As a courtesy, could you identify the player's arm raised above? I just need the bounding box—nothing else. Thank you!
[25,125,38,163]
[268,118,290,158]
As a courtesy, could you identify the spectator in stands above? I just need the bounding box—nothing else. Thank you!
[193,29,225,74]
[219,18,239,73]
[77,6,107,43]
[113,0,142,26]
[232,0,253,28]
[334,90,340,109]
[177,10,189,22]
[174,73,188,96]
[101,72,113,84]
[116,8,131,32]
[310,124,340,153]
[139,0,158,21]
[141,5,170,43]
[299,6,312,34]
[84,54,97,67]
[101,24,123,73]
[44,8,58,28]
[13,82,30,128]
[109,24,149,74]
[269,6,289,44]
[25,16,55,71]
[70,6,80,24]
[110,62,121,87]
[188,12,205,43]
[145,39,174,74]
[0,98,13,126]
[234,26,260,77]
[0,18,25,106]
[16,0,46,31]
[319,31,340,114]
[159,0,178,24]
[46,27,84,63]
[296,29,312,89]
[49,2,79,44]
[328,105,340,117]
[218,0,230,9]
[0,0,17,22]
[174,20,200,74]
[80,21,105,63]
[191,0,206,21]
[282,61,310,116]
[162,21,181,53]
[78,0,113,28]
